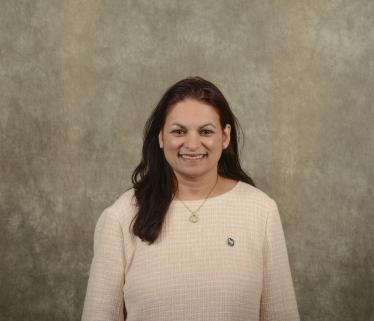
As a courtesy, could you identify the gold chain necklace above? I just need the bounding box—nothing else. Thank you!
[177,175,219,223]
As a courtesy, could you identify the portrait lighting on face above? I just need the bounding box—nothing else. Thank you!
[158,98,231,181]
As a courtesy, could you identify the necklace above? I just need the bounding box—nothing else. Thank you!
[177,175,219,223]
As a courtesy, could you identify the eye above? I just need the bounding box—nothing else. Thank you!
[200,129,213,135]
[172,129,185,135]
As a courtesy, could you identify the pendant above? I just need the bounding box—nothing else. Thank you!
[189,213,199,223]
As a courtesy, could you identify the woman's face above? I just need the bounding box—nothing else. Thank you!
[158,98,231,180]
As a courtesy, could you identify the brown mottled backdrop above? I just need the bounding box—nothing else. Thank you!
[1,1,373,320]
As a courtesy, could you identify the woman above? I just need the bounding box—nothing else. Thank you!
[81,77,300,321]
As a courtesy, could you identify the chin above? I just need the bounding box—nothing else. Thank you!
[176,166,204,175]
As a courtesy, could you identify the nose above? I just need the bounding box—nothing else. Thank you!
[184,131,201,151]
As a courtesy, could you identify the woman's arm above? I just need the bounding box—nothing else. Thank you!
[260,199,300,321]
[81,208,126,321]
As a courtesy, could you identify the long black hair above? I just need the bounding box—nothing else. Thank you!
[130,76,255,244]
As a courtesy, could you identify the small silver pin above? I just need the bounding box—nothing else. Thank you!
[227,237,235,247]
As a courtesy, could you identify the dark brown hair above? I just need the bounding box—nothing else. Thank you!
[130,76,255,244]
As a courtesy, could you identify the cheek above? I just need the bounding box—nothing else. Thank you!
[164,137,181,149]
[205,137,222,149]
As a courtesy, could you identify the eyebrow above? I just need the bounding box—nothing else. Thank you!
[171,122,216,129]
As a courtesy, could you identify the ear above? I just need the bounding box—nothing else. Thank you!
[222,124,231,149]
[158,130,164,148]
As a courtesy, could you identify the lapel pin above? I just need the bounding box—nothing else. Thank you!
[227,237,235,247]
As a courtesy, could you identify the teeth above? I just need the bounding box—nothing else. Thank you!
[180,154,206,159]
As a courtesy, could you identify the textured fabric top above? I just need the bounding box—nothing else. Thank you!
[81,181,300,321]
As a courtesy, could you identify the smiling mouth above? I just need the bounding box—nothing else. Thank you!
[178,153,208,160]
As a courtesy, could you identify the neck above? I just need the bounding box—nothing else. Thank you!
[174,170,220,201]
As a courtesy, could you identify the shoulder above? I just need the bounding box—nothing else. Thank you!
[92,188,138,260]
[99,187,137,225]
[235,181,277,212]
[232,182,281,234]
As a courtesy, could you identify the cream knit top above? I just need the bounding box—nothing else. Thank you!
[81,181,300,321]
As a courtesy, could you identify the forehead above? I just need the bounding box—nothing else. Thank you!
[164,99,220,125]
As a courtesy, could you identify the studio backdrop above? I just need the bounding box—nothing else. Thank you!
[0,0,373,320]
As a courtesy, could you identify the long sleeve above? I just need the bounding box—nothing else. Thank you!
[260,199,300,321]
[81,209,126,321]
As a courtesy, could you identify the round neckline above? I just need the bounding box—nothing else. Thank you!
[172,180,241,204]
